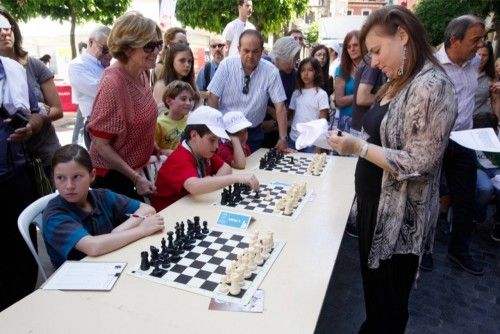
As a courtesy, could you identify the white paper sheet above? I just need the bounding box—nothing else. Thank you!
[450,128,500,152]
[43,261,126,291]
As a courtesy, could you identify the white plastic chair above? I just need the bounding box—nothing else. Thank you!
[17,192,58,282]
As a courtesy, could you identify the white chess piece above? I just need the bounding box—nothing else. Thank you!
[229,273,242,295]
[284,198,294,215]
[261,245,270,260]
[254,248,264,265]
[217,280,229,294]
[247,247,257,270]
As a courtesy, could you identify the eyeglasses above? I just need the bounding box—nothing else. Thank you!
[210,44,225,49]
[242,75,250,95]
[143,40,164,53]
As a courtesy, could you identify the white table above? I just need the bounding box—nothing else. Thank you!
[0,150,357,334]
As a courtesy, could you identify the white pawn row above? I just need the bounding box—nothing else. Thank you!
[275,182,307,215]
[307,153,327,176]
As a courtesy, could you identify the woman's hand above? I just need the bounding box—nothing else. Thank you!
[327,130,362,156]
[139,214,165,237]
[135,174,157,196]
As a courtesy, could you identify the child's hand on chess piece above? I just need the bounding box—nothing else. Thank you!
[139,214,165,237]
[237,174,260,192]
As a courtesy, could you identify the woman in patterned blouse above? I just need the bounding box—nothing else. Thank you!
[88,12,163,203]
[328,6,458,333]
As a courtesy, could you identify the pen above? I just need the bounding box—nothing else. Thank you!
[126,213,148,219]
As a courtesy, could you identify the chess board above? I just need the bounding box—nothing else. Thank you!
[257,155,332,177]
[215,181,311,218]
[129,229,285,305]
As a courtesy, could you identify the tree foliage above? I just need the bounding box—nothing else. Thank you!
[0,0,131,57]
[415,0,500,47]
[305,21,319,46]
[175,0,308,35]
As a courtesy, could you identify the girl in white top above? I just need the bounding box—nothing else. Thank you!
[289,57,330,152]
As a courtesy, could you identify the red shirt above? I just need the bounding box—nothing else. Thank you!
[87,67,156,176]
[217,141,251,166]
[150,145,225,211]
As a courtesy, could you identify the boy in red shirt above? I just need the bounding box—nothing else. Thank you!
[218,111,252,169]
[150,106,259,211]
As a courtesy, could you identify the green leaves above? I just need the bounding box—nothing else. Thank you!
[415,0,499,46]
[175,0,308,35]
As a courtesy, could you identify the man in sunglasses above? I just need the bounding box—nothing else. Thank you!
[207,29,289,152]
[196,35,225,101]
[69,25,111,148]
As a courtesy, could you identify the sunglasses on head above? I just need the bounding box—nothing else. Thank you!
[143,40,163,53]
[210,44,225,49]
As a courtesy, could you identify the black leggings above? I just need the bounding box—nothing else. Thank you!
[357,196,419,334]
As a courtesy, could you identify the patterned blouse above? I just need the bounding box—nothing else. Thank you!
[368,62,458,268]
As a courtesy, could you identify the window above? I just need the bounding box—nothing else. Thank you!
[347,10,352,15]
[362,10,370,16]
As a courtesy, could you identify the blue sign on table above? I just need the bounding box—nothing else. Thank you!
[216,211,252,230]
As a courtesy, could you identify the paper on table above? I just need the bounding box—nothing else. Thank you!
[43,261,126,291]
[450,128,500,152]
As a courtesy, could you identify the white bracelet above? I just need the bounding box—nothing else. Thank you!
[358,141,369,158]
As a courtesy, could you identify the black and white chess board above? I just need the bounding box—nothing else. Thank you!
[129,229,285,305]
[216,182,311,218]
[257,149,331,177]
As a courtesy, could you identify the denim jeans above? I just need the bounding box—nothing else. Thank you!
[442,141,477,256]
[338,114,352,133]
[474,168,500,222]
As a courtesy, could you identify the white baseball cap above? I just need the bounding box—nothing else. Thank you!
[187,106,229,139]
[0,15,11,29]
[327,40,341,55]
[223,111,252,134]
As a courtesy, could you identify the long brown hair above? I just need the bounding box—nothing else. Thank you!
[159,43,196,91]
[0,7,28,59]
[359,5,442,98]
[339,30,360,80]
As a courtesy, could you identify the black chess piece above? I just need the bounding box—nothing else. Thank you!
[140,251,150,271]
[150,246,159,266]
[166,231,175,252]
[202,221,209,234]
[161,253,171,269]
[160,237,167,254]
[221,188,229,205]
[254,191,260,199]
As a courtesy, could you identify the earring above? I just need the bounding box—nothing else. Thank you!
[397,45,407,77]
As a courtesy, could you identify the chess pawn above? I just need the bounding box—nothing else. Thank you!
[254,248,264,266]
[217,280,229,294]
[226,261,236,275]
[299,182,307,197]
[284,198,294,215]
[223,273,231,284]
[250,231,259,243]
[229,273,242,296]
[261,245,270,260]
[235,267,245,286]
[275,198,285,211]
[265,232,274,251]
[247,247,257,270]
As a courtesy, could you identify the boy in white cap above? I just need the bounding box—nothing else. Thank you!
[220,111,252,169]
[150,106,259,211]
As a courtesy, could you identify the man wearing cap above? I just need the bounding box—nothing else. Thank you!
[69,25,111,148]
[207,29,288,152]
[223,0,255,58]
[196,35,226,101]
[150,106,259,211]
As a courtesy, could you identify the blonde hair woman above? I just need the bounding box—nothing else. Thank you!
[87,11,163,204]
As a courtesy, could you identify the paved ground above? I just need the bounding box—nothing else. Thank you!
[315,221,500,334]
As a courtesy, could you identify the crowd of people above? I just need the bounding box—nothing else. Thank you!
[1,1,499,333]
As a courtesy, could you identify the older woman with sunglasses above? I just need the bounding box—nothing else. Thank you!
[87,11,163,204]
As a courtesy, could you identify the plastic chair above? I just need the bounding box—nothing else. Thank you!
[17,192,58,282]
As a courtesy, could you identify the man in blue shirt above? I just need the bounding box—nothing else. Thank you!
[69,25,111,148]
[196,35,225,101]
